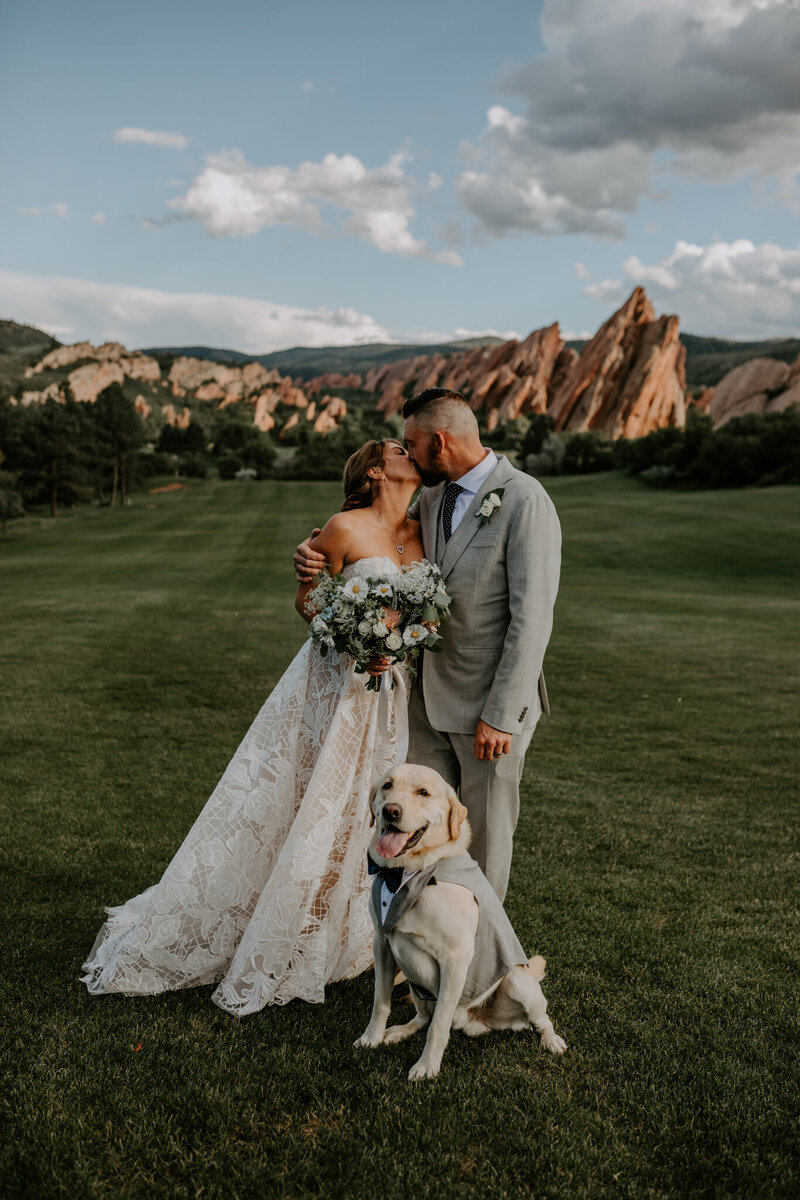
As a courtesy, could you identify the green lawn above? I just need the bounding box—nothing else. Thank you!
[1,476,798,1200]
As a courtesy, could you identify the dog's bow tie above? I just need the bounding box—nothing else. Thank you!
[367,855,405,893]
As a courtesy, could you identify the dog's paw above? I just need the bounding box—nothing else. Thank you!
[382,1025,408,1045]
[381,1021,417,1045]
[408,1057,440,1082]
[354,1029,385,1049]
[541,1031,567,1054]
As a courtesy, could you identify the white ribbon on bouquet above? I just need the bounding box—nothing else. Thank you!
[376,664,409,766]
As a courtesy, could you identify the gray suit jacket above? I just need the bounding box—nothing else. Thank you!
[415,456,561,736]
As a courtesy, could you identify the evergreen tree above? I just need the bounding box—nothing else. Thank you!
[93,383,146,506]
[211,416,275,479]
[0,447,24,532]
[0,472,24,532]
[13,394,93,516]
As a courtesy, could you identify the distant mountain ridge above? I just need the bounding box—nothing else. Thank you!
[140,331,800,390]
[3,306,799,439]
[141,336,505,381]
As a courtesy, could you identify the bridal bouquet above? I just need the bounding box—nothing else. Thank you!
[306,559,451,691]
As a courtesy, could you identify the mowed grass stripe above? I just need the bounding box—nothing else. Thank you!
[1,475,798,1199]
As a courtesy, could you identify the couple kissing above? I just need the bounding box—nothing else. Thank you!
[82,388,561,1015]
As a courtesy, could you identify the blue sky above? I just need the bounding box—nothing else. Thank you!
[2,0,800,351]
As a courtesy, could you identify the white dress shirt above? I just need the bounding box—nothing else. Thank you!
[446,449,498,535]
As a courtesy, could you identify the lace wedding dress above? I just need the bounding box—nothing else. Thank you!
[81,557,407,1014]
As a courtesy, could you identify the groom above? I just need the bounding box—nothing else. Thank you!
[296,388,561,902]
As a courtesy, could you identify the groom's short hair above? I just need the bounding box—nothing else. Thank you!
[403,387,467,419]
[403,388,478,438]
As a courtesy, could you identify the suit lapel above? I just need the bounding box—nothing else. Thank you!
[420,483,445,564]
[440,456,515,580]
[383,863,438,931]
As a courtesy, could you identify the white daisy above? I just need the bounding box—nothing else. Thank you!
[342,577,368,603]
[403,624,428,645]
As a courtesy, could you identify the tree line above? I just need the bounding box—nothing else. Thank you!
[2,387,796,533]
[513,408,800,489]
[0,382,400,530]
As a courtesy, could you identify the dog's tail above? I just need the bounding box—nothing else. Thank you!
[526,955,546,982]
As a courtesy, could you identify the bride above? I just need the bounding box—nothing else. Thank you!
[81,438,423,1013]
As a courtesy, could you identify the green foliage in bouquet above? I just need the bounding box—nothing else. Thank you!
[305,559,451,691]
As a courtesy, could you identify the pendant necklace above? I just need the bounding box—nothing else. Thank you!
[373,514,405,555]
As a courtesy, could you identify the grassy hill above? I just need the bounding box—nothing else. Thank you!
[681,333,800,389]
[0,320,61,401]
[1,476,798,1198]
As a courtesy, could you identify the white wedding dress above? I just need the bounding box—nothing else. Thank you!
[81,557,407,1014]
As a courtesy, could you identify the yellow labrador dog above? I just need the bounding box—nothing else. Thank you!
[355,763,567,1081]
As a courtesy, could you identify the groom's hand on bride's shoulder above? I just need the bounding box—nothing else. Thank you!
[294,530,326,582]
[474,720,513,761]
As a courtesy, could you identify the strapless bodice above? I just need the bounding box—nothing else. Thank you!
[341,556,402,580]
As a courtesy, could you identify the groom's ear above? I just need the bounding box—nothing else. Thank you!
[448,789,468,841]
[368,788,378,827]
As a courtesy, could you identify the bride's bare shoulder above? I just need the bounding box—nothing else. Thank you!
[312,509,362,539]
[309,509,364,563]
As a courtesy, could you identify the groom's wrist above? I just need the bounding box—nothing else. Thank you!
[480,706,522,735]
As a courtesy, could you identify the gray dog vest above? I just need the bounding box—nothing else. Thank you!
[370,851,527,1005]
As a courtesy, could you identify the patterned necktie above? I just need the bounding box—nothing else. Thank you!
[441,483,464,543]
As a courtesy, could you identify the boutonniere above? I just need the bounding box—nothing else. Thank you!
[476,487,505,527]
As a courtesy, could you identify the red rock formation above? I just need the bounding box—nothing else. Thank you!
[253,391,278,432]
[13,292,695,441]
[709,356,800,427]
[167,357,279,400]
[67,361,126,403]
[25,341,97,374]
[194,382,227,402]
[313,395,347,433]
[161,403,191,428]
[368,324,567,423]
[20,384,61,406]
[276,382,309,408]
[305,372,362,395]
[363,292,685,439]
[691,387,714,414]
[121,355,160,382]
[25,340,160,378]
[548,288,685,437]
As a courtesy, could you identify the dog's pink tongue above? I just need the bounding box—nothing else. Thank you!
[376,830,411,859]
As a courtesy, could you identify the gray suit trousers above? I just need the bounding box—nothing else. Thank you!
[407,683,533,903]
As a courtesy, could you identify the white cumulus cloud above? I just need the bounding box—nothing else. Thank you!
[458,0,800,239]
[583,278,624,302]
[620,238,800,337]
[0,271,392,354]
[169,148,463,264]
[403,324,521,345]
[114,127,189,149]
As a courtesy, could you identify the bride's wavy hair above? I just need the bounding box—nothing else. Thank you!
[341,439,403,511]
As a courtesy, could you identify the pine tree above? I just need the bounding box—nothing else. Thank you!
[0,449,24,532]
[93,383,146,506]
[14,393,92,516]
